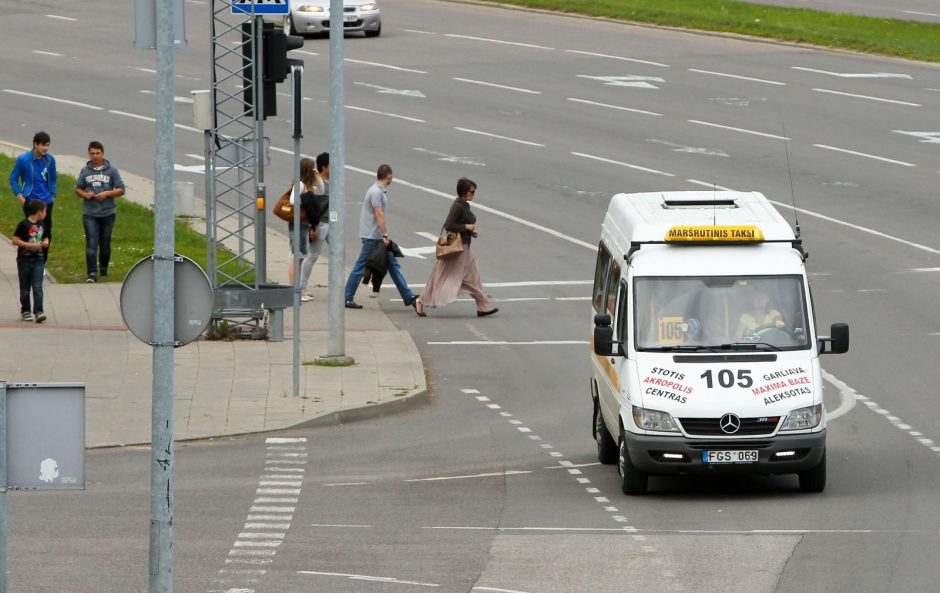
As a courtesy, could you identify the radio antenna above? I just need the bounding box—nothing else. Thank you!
[782,124,801,239]
[712,182,717,226]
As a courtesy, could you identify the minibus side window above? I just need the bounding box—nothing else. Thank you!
[592,243,612,313]
[616,279,629,344]
[606,262,621,315]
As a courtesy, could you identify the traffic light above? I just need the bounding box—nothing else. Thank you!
[262,24,304,118]
[242,23,304,119]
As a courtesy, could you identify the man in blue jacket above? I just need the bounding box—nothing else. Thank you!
[9,131,57,262]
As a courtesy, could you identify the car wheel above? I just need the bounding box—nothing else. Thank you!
[283,15,296,35]
[798,451,826,493]
[618,431,648,495]
[364,22,381,37]
[594,400,617,465]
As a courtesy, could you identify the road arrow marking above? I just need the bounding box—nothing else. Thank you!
[577,75,664,89]
[894,130,940,144]
[354,82,425,97]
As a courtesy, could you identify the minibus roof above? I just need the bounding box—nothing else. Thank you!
[606,191,796,244]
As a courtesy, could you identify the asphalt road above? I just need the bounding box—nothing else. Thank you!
[3,0,940,591]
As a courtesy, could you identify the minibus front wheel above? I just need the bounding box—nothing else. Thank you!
[619,431,648,495]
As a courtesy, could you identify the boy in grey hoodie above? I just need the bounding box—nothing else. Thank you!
[75,141,125,283]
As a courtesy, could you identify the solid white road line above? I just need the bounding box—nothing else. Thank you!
[444,33,553,50]
[567,97,662,117]
[812,88,920,107]
[823,370,857,421]
[322,482,369,486]
[295,50,319,57]
[903,11,938,17]
[688,69,786,85]
[33,50,63,57]
[564,50,669,67]
[298,571,440,587]
[344,58,427,74]
[688,119,789,140]
[571,152,674,177]
[812,144,916,167]
[346,105,425,123]
[687,179,734,191]
[3,89,101,110]
[428,340,589,346]
[452,77,541,94]
[705,178,940,256]
[425,526,634,532]
[45,14,78,21]
[109,110,156,122]
[454,127,545,147]
[405,471,532,482]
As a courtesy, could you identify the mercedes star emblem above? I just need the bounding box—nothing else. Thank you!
[719,413,741,434]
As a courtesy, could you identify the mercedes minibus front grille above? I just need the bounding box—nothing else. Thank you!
[678,417,781,436]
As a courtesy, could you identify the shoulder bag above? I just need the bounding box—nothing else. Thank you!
[273,186,309,224]
[435,227,464,260]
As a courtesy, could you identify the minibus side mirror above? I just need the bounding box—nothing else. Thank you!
[819,322,849,354]
[593,313,616,356]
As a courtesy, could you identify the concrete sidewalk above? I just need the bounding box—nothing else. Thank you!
[0,141,428,448]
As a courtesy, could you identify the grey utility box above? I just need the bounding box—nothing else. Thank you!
[6,383,85,490]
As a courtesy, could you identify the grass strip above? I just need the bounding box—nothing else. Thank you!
[473,0,940,62]
[0,153,252,284]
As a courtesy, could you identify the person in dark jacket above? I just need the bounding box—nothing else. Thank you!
[415,177,497,317]
[75,141,125,282]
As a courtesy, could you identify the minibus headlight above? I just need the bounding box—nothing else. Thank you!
[780,404,822,431]
[632,406,679,432]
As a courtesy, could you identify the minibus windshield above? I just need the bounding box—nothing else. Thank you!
[634,275,811,351]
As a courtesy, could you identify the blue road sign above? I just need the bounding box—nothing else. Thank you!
[230,0,290,16]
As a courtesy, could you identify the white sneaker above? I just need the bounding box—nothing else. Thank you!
[22,312,33,322]
[369,292,379,299]
[301,293,313,302]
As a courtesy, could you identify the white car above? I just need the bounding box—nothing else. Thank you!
[280,0,381,37]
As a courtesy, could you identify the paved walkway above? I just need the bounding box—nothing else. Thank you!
[0,141,427,448]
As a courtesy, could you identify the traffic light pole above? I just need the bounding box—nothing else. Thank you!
[291,64,303,397]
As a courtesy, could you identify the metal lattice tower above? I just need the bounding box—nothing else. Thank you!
[204,1,290,338]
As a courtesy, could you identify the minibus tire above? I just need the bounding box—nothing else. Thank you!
[618,432,648,495]
[798,452,826,493]
[594,401,618,465]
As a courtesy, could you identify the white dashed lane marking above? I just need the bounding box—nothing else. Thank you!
[461,388,635,531]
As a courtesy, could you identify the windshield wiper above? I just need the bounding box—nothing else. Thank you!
[718,342,782,352]
[653,345,719,352]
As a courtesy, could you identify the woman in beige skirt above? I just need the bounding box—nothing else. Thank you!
[415,177,498,317]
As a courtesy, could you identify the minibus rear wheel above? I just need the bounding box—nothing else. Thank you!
[594,399,617,465]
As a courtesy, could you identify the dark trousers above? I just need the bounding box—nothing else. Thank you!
[23,201,53,262]
[83,214,116,278]
[17,257,44,314]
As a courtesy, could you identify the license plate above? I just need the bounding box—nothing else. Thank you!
[703,450,758,464]
[343,14,357,21]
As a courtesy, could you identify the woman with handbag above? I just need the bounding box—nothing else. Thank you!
[287,158,325,302]
[415,177,497,317]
